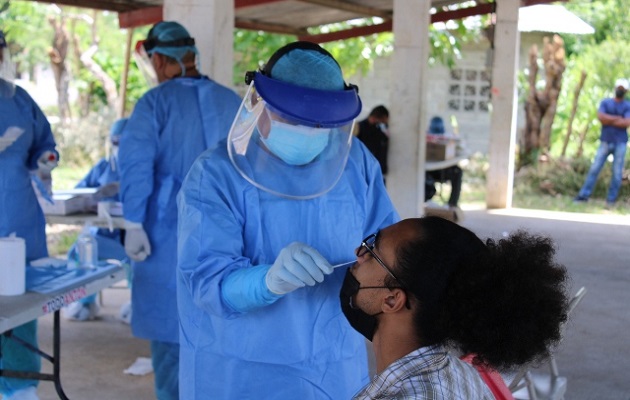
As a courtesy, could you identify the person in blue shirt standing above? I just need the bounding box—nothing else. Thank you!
[177,41,399,399]
[118,21,241,400]
[574,78,630,207]
[0,30,59,400]
[62,118,128,322]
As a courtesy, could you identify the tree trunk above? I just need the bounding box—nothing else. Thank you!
[561,71,587,157]
[576,120,591,158]
[520,35,566,167]
[70,12,118,110]
[48,15,71,124]
[538,35,566,152]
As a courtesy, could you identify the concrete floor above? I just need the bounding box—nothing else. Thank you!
[4,207,630,399]
[29,285,154,400]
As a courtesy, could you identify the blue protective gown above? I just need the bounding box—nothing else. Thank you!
[119,76,241,344]
[76,158,119,196]
[0,82,57,395]
[177,136,400,399]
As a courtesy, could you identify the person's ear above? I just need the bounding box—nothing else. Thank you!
[151,53,164,70]
[382,289,407,313]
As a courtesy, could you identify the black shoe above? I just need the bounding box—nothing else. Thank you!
[573,196,588,203]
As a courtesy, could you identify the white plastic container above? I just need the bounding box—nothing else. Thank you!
[77,224,99,269]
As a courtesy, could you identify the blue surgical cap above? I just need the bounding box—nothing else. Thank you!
[429,116,445,134]
[270,48,345,91]
[110,118,128,139]
[146,21,198,62]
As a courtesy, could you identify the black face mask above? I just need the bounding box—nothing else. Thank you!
[339,268,382,342]
[615,88,627,99]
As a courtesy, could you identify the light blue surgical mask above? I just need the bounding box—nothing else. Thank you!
[261,120,330,166]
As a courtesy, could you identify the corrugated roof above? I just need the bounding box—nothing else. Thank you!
[519,4,594,35]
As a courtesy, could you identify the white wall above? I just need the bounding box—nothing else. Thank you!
[349,31,554,156]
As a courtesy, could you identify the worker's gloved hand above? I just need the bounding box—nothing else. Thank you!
[95,182,120,200]
[37,150,58,172]
[124,220,151,262]
[265,242,333,295]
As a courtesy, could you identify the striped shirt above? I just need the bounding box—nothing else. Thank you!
[353,345,494,399]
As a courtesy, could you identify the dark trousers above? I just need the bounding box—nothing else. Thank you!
[427,166,463,207]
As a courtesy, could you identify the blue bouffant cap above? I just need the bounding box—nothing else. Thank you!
[429,116,445,134]
[110,118,128,140]
[270,48,345,91]
[144,21,197,61]
[244,41,361,127]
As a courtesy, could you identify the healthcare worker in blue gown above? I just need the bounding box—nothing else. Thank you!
[0,30,59,400]
[118,21,241,400]
[177,41,400,399]
[62,118,128,321]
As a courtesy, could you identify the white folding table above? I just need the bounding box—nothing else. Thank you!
[0,264,126,399]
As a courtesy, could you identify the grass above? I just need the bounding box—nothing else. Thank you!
[457,155,630,215]
[52,165,90,191]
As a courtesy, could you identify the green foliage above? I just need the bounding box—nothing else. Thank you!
[548,38,630,159]
[515,156,630,205]
[232,14,480,86]
[0,1,52,73]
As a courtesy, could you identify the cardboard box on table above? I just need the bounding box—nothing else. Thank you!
[37,188,98,215]
[426,133,457,161]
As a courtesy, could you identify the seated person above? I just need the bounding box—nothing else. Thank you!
[425,116,463,209]
[355,105,390,182]
[63,118,129,321]
[341,216,569,399]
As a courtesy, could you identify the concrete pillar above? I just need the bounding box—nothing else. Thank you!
[387,0,431,218]
[486,0,520,209]
[163,0,234,87]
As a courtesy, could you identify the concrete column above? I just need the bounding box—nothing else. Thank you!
[486,0,520,209]
[163,0,234,87]
[387,0,431,218]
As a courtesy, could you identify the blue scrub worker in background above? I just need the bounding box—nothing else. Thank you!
[118,21,241,400]
[62,118,128,322]
[0,30,59,400]
[177,41,400,399]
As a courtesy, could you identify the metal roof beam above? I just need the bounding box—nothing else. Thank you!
[118,6,162,28]
[235,19,308,35]
[299,2,496,43]
[235,0,286,9]
[296,0,391,19]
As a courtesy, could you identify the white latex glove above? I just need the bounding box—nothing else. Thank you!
[37,150,58,172]
[124,221,151,262]
[265,242,333,295]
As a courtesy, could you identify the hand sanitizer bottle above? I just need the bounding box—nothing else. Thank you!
[77,223,98,269]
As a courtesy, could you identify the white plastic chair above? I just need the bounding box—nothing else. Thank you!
[506,286,587,400]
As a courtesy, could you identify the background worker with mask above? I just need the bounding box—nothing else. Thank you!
[62,118,128,322]
[177,41,399,399]
[0,30,59,400]
[118,21,241,400]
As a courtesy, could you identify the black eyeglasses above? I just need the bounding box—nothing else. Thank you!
[356,233,402,284]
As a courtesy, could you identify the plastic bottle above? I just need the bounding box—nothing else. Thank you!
[77,223,98,269]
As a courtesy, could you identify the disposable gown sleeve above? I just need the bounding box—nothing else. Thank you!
[119,94,158,223]
[75,159,108,188]
[221,264,282,312]
[14,87,58,169]
[177,153,275,318]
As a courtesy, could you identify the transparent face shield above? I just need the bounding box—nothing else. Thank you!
[0,46,16,98]
[133,40,158,88]
[228,82,356,199]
